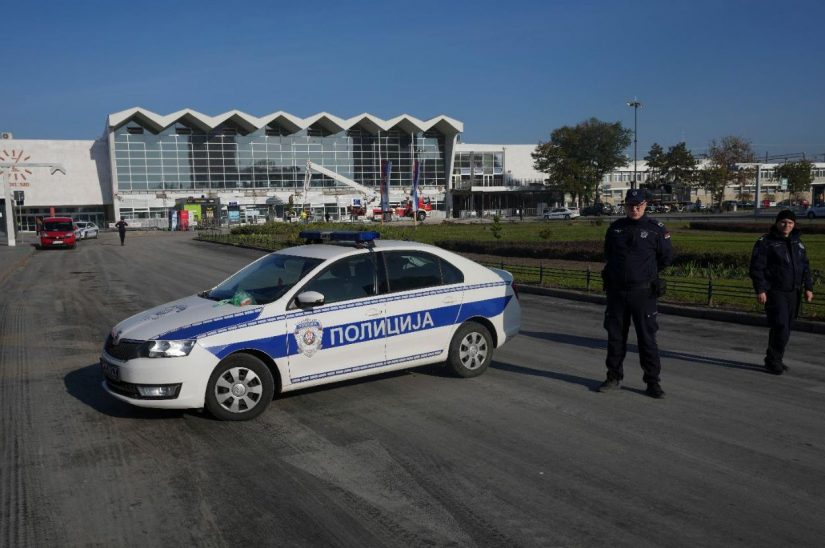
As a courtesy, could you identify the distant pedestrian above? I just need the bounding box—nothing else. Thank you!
[599,189,673,398]
[115,218,128,246]
[749,209,814,374]
[325,212,331,223]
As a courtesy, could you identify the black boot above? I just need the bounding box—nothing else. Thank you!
[764,357,784,375]
[645,383,665,399]
[598,378,621,393]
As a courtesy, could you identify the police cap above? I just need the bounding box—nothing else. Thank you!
[625,188,648,205]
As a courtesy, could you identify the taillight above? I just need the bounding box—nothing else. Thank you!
[511,281,520,301]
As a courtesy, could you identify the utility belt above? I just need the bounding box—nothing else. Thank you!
[603,276,667,297]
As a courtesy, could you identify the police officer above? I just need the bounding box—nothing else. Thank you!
[749,209,814,374]
[115,217,128,246]
[599,189,673,398]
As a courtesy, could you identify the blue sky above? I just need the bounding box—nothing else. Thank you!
[3,0,824,160]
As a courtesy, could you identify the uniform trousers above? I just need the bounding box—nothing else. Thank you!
[765,289,799,367]
[604,286,661,384]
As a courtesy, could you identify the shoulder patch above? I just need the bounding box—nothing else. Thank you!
[664,232,671,239]
[657,222,664,228]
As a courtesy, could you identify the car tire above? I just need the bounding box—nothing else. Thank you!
[446,321,493,378]
[564,214,570,220]
[205,354,275,421]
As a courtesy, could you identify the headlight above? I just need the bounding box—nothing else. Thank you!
[140,339,196,358]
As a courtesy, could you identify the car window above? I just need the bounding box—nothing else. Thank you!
[206,253,323,305]
[44,221,74,231]
[299,254,376,305]
[441,258,464,285]
[382,251,448,293]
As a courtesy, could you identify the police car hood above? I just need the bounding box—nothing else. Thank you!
[111,294,263,342]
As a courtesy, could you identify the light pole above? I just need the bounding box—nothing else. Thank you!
[627,98,642,190]
[1,162,66,246]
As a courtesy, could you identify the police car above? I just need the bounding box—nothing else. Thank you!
[101,231,521,420]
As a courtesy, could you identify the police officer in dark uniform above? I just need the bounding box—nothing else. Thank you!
[749,209,814,375]
[599,189,673,398]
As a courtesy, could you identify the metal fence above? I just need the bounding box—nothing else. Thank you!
[483,261,824,320]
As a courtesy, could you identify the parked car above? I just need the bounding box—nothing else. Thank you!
[74,221,100,239]
[581,203,613,216]
[100,231,522,421]
[39,217,77,249]
[543,207,580,220]
[803,204,825,219]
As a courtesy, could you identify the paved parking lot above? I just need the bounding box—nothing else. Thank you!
[1,231,824,547]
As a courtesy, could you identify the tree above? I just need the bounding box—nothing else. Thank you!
[700,136,755,207]
[532,118,631,205]
[644,143,666,189]
[773,160,814,200]
[661,142,697,200]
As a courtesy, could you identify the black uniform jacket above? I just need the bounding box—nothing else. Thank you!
[603,215,674,288]
[749,227,813,293]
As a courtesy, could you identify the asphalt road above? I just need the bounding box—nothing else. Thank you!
[1,231,824,547]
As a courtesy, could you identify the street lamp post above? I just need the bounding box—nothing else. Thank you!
[627,98,642,190]
[1,162,66,247]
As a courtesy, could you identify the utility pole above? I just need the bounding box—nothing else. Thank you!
[627,99,642,190]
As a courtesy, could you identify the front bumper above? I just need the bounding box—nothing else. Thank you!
[100,344,218,410]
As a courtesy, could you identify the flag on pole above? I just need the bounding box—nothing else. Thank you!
[411,160,420,215]
[381,160,392,215]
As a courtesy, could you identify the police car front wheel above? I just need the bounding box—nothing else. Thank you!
[447,322,493,378]
[205,354,275,421]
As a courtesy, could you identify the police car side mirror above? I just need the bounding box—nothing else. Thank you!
[295,291,325,308]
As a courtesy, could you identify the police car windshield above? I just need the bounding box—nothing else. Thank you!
[204,254,323,305]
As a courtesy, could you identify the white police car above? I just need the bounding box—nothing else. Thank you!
[101,231,521,420]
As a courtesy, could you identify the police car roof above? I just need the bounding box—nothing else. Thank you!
[276,238,441,260]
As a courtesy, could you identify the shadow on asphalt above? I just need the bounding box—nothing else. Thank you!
[491,361,603,391]
[64,364,188,420]
[520,330,765,372]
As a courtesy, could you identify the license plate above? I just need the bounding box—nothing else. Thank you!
[101,359,120,381]
[54,240,63,244]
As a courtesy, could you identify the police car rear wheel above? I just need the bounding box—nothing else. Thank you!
[205,354,275,421]
[447,322,492,378]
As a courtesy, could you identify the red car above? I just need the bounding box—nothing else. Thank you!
[39,217,77,249]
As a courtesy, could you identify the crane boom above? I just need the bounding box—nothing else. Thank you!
[305,160,377,203]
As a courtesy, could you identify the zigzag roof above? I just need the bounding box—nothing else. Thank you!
[108,107,463,134]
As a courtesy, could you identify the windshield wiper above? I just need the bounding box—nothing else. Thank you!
[198,290,221,301]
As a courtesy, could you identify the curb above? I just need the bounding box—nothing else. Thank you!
[517,284,825,335]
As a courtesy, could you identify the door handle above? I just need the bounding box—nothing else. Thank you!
[365,308,382,317]
[442,296,457,304]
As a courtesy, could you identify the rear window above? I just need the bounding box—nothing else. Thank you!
[44,221,74,231]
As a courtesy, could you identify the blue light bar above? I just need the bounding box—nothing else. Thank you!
[299,231,380,243]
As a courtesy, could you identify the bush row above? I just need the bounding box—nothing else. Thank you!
[436,239,750,268]
[689,221,825,234]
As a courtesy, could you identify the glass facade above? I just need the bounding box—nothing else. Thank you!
[113,121,447,194]
[452,151,504,188]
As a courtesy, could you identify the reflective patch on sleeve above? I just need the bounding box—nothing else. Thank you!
[664,232,671,239]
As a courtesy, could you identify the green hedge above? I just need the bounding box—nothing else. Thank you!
[689,221,825,234]
[436,239,749,269]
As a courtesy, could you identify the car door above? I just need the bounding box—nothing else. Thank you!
[285,253,385,386]
[379,250,465,368]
